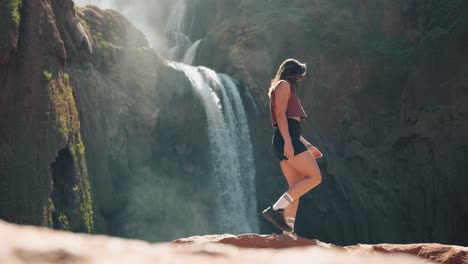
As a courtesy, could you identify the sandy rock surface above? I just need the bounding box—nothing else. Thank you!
[1,220,467,264]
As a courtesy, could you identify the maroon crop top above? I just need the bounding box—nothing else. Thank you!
[270,81,307,127]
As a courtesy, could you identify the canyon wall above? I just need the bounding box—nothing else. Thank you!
[1,0,467,246]
[194,0,468,245]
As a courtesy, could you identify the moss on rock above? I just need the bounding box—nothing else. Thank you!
[41,198,54,228]
[0,0,21,26]
[0,0,21,61]
[46,72,94,233]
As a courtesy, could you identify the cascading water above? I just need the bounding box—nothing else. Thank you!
[163,0,259,233]
[218,75,259,232]
[164,0,202,64]
[167,62,258,233]
[182,39,202,65]
[73,0,259,235]
[165,0,189,60]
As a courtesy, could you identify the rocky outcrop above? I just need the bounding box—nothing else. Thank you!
[194,0,468,245]
[3,220,467,264]
[1,0,219,240]
[0,0,93,232]
[68,5,218,239]
[175,233,468,264]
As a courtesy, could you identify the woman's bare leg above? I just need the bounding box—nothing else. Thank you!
[286,150,322,200]
[279,160,303,219]
[265,150,321,232]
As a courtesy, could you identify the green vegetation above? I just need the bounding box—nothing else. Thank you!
[42,198,54,228]
[92,32,109,48]
[79,18,90,34]
[77,140,85,155]
[64,73,75,108]
[68,132,93,233]
[64,73,70,83]
[7,0,21,25]
[46,72,94,233]
[43,70,52,82]
[0,0,21,25]
[57,213,70,230]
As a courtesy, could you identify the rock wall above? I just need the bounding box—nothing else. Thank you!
[1,0,467,246]
[0,0,93,232]
[0,0,216,240]
[194,0,468,245]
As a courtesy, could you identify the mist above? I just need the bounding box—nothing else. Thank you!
[71,0,259,241]
[73,0,198,59]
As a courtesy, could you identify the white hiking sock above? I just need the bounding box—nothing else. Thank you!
[272,192,294,210]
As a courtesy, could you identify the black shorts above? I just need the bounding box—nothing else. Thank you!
[272,118,308,161]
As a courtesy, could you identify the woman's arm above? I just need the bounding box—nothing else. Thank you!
[299,135,310,146]
[274,81,295,159]
[300,135,323,159]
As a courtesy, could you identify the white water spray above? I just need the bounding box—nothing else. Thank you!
[164,0,202,63]
[168,62,258,233]
[182,39,202,65]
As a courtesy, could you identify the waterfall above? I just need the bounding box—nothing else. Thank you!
[168,62,259,233]
[73,0,260,235]
[182,39,202,65]
[165,3,259,234]
[218,75,259,231]
[164,0,202,64]
[165,0,187,41]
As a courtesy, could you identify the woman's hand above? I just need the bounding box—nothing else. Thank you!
[284,141,295,159]
[308,145,323,159]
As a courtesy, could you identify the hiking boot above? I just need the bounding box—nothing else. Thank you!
[262,206,292,232]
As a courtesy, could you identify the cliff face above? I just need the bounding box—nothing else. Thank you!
[67,6,217,239]
[1,0,467,247]
[195,0,468,245]
[0,0,93,232]
[1,0,218,240]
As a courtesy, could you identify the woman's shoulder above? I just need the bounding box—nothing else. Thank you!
[276,79,290,87]
[271,80,292,102]
[273,80,291,93]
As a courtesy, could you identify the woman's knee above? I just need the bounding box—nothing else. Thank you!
[286,177,302,188]
[285,171,304,188]
[315,168,323,184]
[304,171,322,185]
[299,162,322,184]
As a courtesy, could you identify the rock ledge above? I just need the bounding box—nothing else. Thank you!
[1,220,467,264]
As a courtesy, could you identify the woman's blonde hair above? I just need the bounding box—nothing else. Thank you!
[268,58,307,98]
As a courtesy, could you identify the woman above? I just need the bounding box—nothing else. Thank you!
[262,58,323,236]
